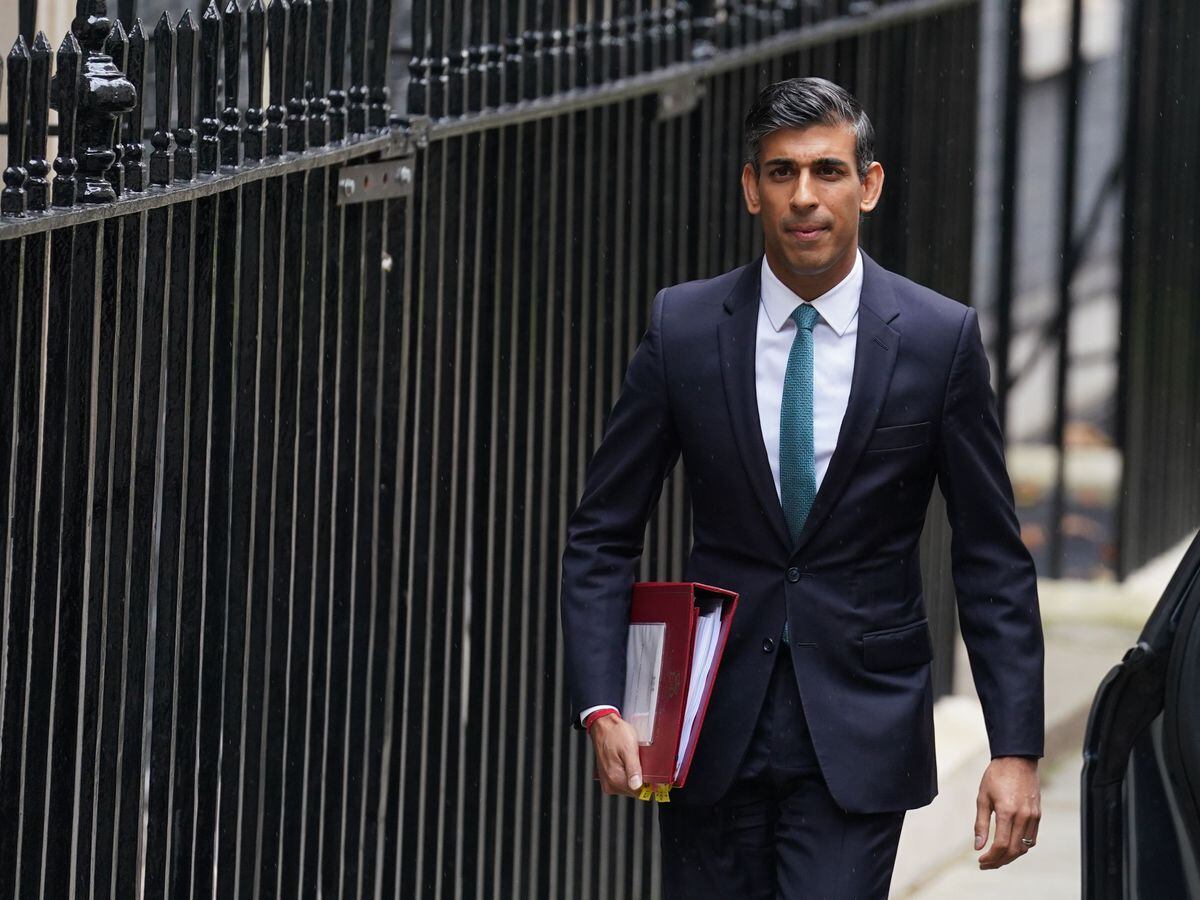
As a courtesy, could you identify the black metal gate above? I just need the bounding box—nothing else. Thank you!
[1,0,979,895]
[1117,0,1200,574]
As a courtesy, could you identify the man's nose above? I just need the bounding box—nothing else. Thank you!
[790,171,818,210]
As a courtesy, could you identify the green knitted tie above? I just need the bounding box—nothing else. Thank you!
[779,303,820,643]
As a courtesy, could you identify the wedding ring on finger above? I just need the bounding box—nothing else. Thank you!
[1020,837,1035,847]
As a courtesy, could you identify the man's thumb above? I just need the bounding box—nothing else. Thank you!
[974,795,991,851]
[623,743,643,791]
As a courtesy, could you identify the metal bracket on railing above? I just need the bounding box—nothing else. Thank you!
[336,153,416,205]
[387,114,432,158]
[657,78,703,121]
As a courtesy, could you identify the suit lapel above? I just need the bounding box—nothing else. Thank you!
[717,261,793,555]
[792,251,901,556]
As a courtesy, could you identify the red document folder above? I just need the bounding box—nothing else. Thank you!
[624,581,738,788]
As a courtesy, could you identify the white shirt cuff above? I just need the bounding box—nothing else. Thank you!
[580,704,620,726]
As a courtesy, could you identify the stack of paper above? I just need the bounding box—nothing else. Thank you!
[674,603,723,779]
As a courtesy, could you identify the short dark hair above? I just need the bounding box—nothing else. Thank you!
[744,77,875,180]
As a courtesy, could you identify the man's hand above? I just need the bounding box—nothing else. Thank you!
[590,714,643,797]
[974,756,1041,869]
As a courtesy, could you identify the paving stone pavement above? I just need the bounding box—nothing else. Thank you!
[899,753,1083,898]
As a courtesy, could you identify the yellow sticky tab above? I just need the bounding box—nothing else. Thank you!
[654,784,672,803]
[637,785,654,802]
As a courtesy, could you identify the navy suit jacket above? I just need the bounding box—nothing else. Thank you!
[560,251,1044,813]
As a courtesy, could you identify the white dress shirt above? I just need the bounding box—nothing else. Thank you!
[756,249,862,501]
[581,250,864,727]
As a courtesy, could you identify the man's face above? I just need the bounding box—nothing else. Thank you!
[741,124,884,292]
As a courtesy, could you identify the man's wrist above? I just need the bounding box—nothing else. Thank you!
[991,754,1039,768]
[585,708,620,732]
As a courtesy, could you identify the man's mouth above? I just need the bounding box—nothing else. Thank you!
[786,225,827,242]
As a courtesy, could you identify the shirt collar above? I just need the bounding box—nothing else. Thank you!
[759,248,863,337]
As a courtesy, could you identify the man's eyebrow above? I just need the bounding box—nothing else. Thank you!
[762,156,850,168]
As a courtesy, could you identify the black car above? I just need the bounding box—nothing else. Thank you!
[1083,531,1200,898]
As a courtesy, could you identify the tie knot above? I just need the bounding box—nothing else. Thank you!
[790,303,820,332]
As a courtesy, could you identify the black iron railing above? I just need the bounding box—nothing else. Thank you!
[1117,0,1200,574]
[0,0,980,897]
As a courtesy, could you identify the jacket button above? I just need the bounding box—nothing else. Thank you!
[786,567,800,583]
[762,637,775,653]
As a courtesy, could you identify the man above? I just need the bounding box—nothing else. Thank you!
[560,77,1044,898]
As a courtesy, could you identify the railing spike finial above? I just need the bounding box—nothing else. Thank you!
[504,5,523,105]
[676,0,693,62]
[24,32,53,212]
[103,19,128,195]
[285,0,310,153]
[643,8,662,73]
[220,0,244,167]
[326,0,346,141]
[466,25,486,114]
[51,32,82,207]
[406,0,428,114]
[365,0,393,129]
[72,0,111,54]
[546,16,567,100]
[447,4,467,115]
[2,36,31,216]
[149,11,176,185]
[345,0,367,131]
[69,0,136,202]
[123,19,146,190]
[608,7,629,83]
[198,0,222,173]
[487,0,504,105]
[306,0,330,146]
[244,0,266,161]
[265,0,289,157]
[521,21,544,102]
[175,9,198,180]
[661,2,678,66]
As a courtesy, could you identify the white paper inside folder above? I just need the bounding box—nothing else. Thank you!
[674,601,723,780]
[623,622,666,745]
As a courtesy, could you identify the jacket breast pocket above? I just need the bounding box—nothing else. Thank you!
[865,421,931,453]
[861,619,934,671]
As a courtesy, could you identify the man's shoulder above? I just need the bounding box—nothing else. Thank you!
[876,263,973,341]
[653,262,754,340]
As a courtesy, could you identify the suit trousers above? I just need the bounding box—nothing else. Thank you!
[659,643,906,899]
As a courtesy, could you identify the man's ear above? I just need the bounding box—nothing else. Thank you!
[859,161,884,214]
[741,163,761,215]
